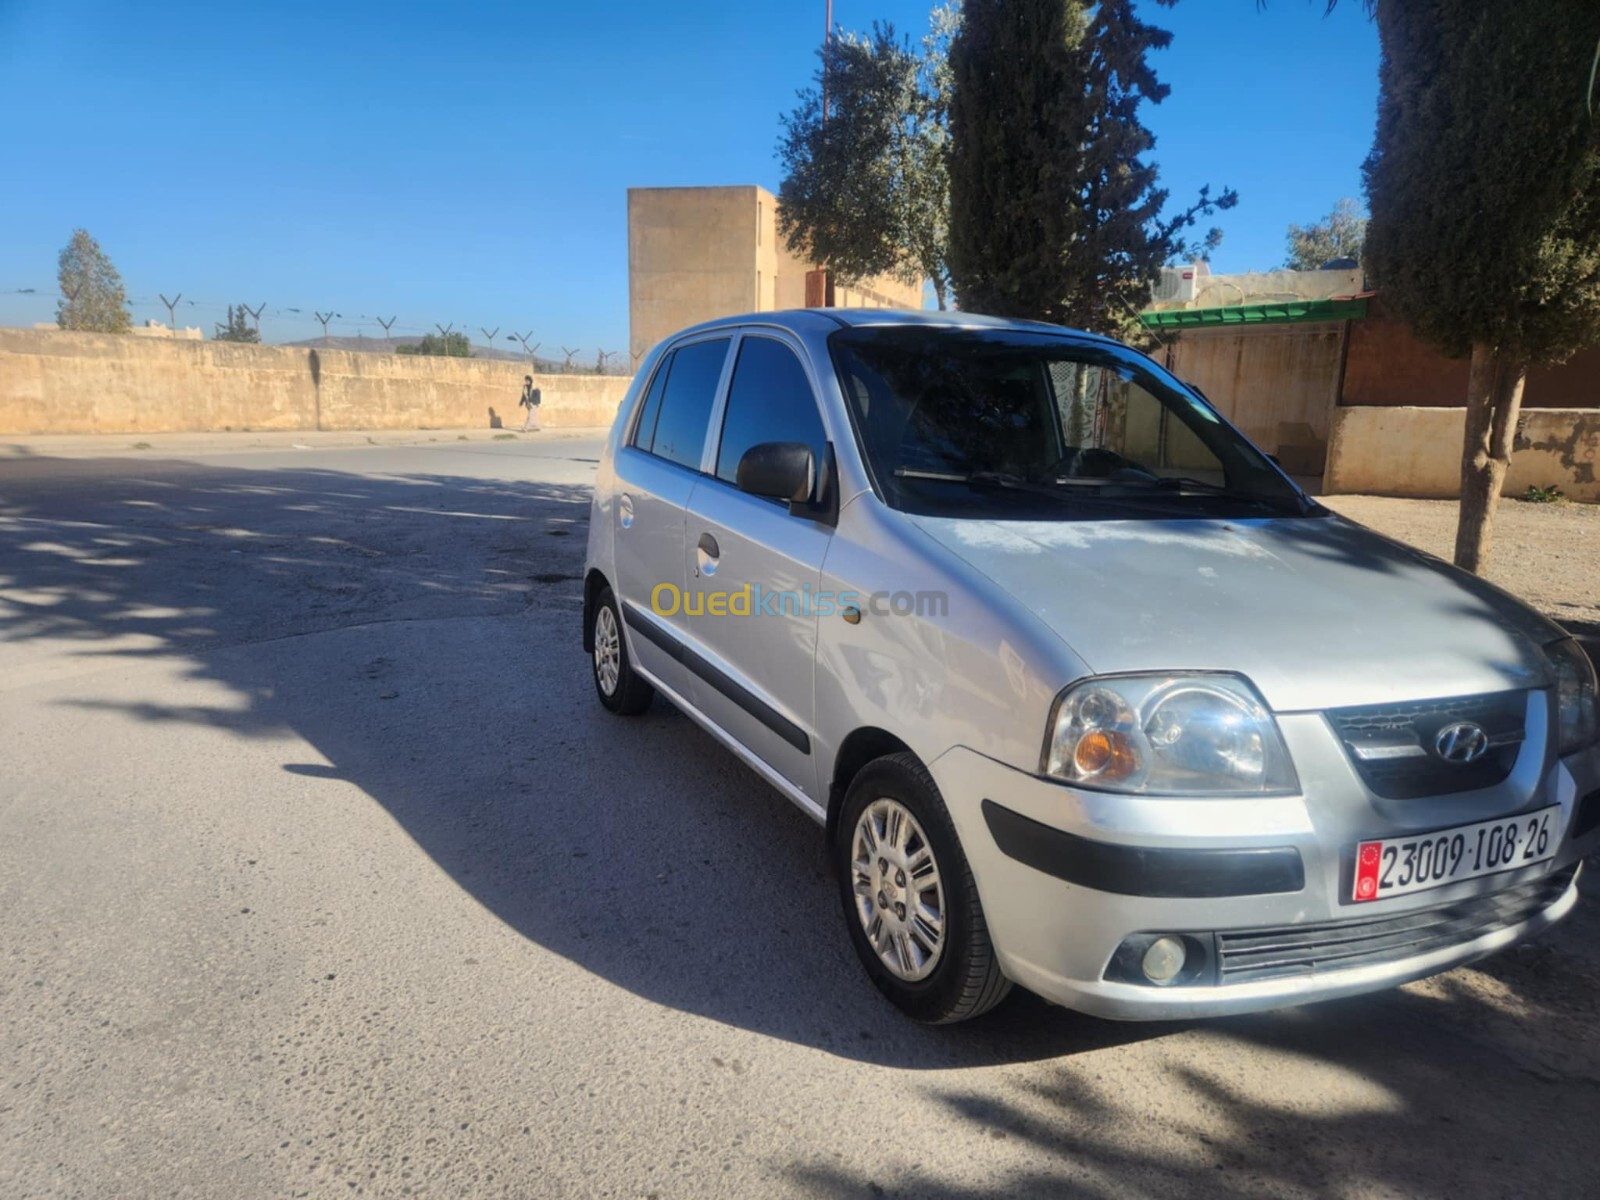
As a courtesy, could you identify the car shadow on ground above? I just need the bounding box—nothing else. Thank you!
[5,454,1600,1184]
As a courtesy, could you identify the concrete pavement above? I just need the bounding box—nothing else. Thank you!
[2,439,1597,1199]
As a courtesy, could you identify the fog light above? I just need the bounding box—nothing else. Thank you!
[1141,935,1187,984]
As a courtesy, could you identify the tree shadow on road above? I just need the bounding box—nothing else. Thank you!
[3,453,1151,1067]
[4,453,1600,1195]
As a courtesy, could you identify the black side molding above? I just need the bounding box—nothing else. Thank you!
[1573,788,1600,841]
[621,601,810,755]
[981,799,1305,898]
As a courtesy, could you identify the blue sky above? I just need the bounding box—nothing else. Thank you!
[0,0,1378,350]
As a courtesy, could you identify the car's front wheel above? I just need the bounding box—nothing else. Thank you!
[590,586,654,715]
[835,752,1011,1023]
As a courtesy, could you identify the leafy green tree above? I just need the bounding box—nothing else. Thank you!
[1285,198,1367,270]
[1362,1,1600,573]
[213,304,260,343]
[947,0,1235,337]
[396,331,473,357]
[56,228,131,333]
[777,4,957,309]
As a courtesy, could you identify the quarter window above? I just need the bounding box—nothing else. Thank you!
[637,338,729,469]
[715,337,826,486]
[631,354,672,451]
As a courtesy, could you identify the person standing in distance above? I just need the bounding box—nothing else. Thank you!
[519,375,542,431]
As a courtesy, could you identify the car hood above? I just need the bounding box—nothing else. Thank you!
[907,512,1561,712]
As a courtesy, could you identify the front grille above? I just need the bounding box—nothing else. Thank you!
[1215,864,1577,985]
[1326,691,1529,799]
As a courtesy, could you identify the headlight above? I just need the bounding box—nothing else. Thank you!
[1548,638,1599,755]
[1043,674,1298,795]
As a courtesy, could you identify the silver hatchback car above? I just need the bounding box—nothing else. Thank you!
[583,309,1600,1024]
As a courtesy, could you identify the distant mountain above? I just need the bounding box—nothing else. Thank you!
[274,334,628,375]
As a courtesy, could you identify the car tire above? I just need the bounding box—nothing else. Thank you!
[590,585,654,715]
[834,752,1012,1024]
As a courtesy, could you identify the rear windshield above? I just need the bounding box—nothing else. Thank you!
[829,326,1316,521]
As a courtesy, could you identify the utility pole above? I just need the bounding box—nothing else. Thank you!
[158,292,182,331]
[818,0,836,308]
[243,302,266,339]
[376,315,396,348]
[821,0,833,125]
[479,326,500,358]
[315,311,335,343]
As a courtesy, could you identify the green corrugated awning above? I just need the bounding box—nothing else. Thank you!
[1139,296,1369,329]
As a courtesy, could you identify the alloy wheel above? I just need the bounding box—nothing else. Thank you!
[593,604,621,696]
[850,797,946,981]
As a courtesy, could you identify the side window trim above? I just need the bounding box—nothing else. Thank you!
[696,332,741,475]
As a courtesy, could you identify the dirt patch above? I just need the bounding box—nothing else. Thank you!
[1326,494,1600,638]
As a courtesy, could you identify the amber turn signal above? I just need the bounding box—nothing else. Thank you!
[1072,729,1139,780]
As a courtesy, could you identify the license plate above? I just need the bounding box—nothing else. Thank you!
[1351,806,1560,902]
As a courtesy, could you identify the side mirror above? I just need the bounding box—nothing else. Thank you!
[736,442,815,505]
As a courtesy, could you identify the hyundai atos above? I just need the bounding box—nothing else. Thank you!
[582,310,1600,1024]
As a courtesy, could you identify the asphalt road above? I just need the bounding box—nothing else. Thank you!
[3,437,1598,1199]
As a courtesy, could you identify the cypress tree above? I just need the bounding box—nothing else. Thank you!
[947,0,1234,337]
[1362,1,1600,572]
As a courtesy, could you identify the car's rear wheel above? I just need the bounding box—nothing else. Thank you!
[591,586,653,715]
[835,752,1011,1023]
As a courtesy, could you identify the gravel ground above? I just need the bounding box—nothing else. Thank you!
[1326,494,1600,639]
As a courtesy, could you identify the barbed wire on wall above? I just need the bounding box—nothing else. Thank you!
[2,286,631,373]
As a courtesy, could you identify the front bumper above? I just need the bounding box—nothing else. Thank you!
[929,732,1600,1021]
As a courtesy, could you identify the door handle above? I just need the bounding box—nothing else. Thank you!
[695,532,721,578]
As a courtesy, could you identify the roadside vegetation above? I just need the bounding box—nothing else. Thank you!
[55,228,130,333]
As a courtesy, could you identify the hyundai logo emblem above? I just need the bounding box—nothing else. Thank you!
[1434,721,1490,764]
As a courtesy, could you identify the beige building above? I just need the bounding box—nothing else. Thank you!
[628,185,924,362]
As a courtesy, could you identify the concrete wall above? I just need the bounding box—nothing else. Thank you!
[1162,321,1345,465]
[0,329,631,435]
[1325,406,1600,501]
[1189,268,1363,311]
[629,184,924,361]
[1148,266,1364,312]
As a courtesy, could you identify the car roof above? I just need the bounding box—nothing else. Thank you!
[663,307,1125,347]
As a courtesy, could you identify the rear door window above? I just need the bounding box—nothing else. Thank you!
[641,338,729,469]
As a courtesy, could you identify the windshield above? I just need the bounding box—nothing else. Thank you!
[829,326,1315,520]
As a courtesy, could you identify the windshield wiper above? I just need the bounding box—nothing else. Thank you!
[1103,474,1314,515]
[896,468,1197,513]
[1126,475,1237,496]
[892,466,1311,517]
[896,468,1082,503]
